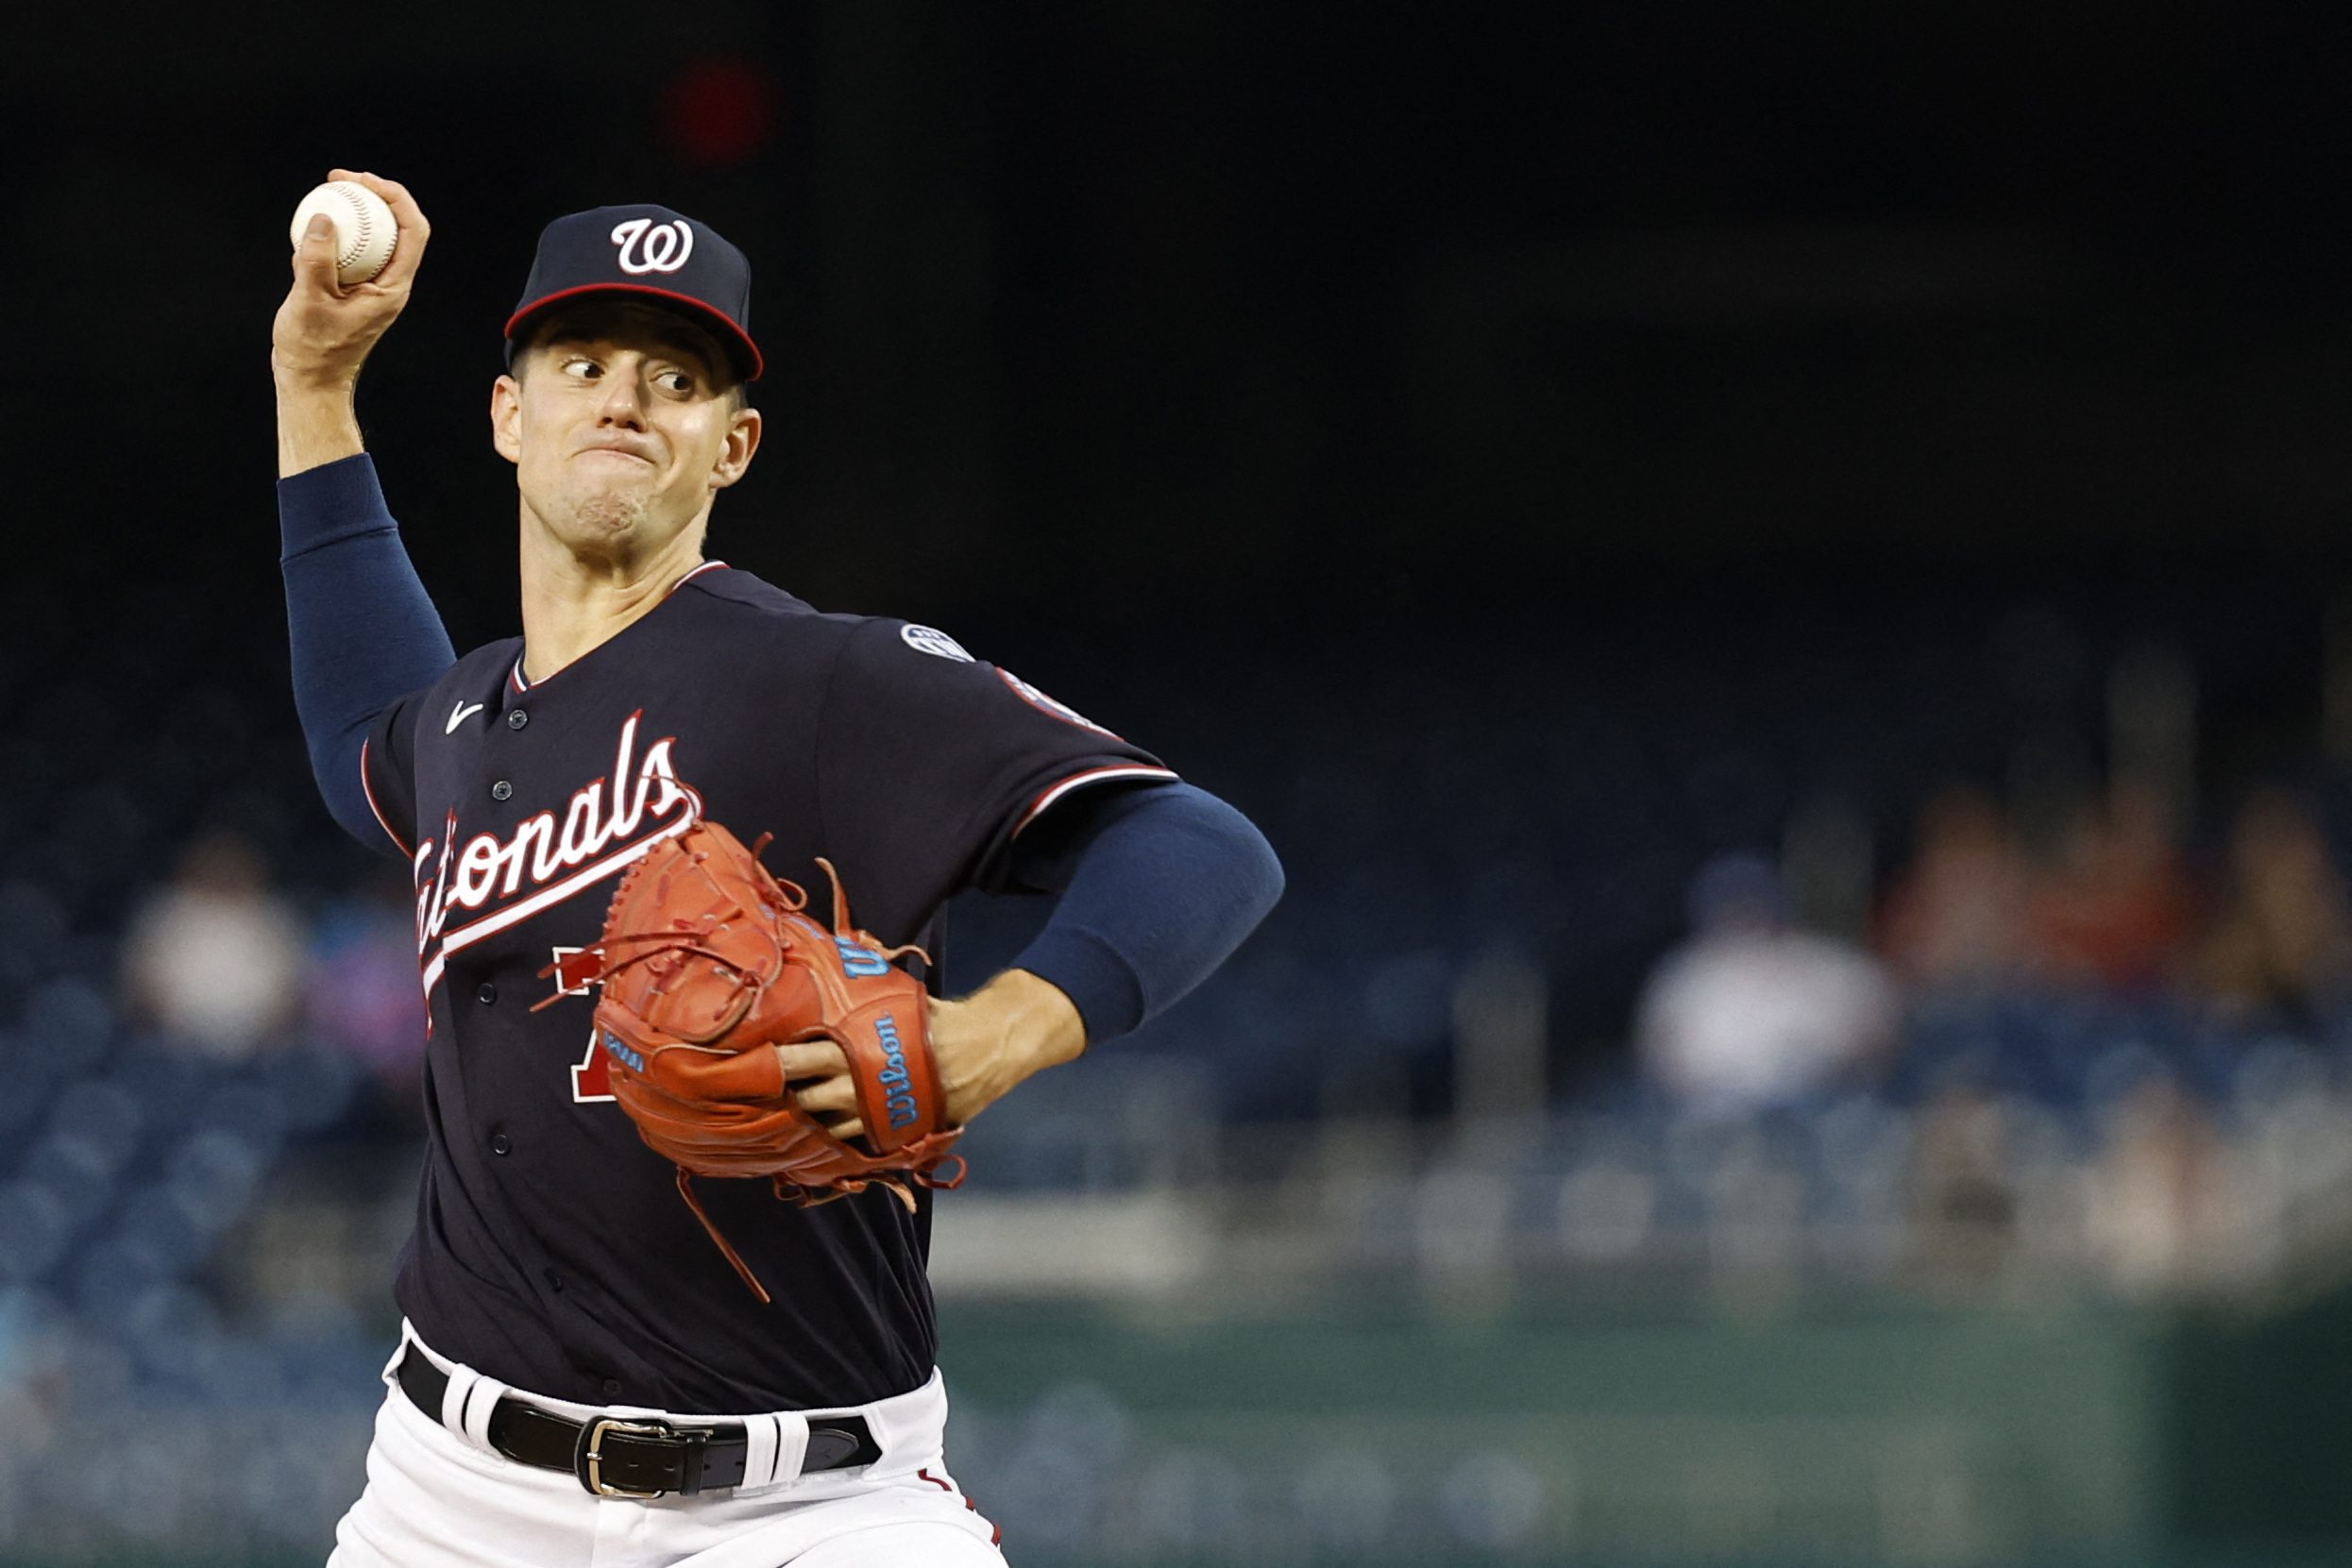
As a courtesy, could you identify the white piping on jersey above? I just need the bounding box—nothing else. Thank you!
[1013,765,1179,835]
[508,561,729,693]
[411,710,703,1003]
[360,737,415,857]
[418,802,699,1000]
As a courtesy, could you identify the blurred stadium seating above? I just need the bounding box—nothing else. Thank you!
[0,590,2344,1560]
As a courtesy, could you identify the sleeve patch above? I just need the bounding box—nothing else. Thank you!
[900,624,974,663]
[998,669,1120,738]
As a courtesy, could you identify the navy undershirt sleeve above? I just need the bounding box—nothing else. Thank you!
[279,454,456,848]
[1006,782,1283,1043]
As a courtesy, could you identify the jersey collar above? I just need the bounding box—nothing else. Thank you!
[512,561,730,693]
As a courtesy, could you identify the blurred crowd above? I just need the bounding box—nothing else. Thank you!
[0,607,2345,1557]
[1636,777,2352,1111]
[12,615,2348,1334]
[1537,764,2352,1304]
[0,810,425,1558]
[0,823,426,1366]
[118,831,422,1116]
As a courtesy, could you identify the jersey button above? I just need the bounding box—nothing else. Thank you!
[602,1378,623,1399]
[475,982,498,1006]
[490,1133,512,1156]
[491,780,514,801]
[507,708,529,731]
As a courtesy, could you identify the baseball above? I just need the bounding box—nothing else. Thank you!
[289,180,398,286]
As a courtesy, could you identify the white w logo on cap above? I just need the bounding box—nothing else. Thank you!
[610,217,696,275]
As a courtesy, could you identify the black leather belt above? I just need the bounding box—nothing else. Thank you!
[396,1344,878,1498]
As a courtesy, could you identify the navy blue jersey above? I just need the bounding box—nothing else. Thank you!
[358,564,1174,1412]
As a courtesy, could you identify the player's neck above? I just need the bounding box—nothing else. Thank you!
[516,502,711,683]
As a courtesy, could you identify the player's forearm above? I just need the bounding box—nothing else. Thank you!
[1007,782,1285,1041]
[280,455,456,849]
[927,969,1089,1125]
[274,370,365,479]
[923,787,1280,1124]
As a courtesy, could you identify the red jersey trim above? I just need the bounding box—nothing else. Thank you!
[1013,765,1179,835]
[360,737,414,857]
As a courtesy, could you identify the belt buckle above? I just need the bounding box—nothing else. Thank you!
[576,1416,681,1499]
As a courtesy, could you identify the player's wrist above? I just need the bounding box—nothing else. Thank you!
[271,354,362,397]
[928,969,1085,1125]
[989,971,1086,1107]
[991,969,1088,1070]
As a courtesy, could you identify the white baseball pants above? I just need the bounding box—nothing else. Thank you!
[327,1328,1006,1568]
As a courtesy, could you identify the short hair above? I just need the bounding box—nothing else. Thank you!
[514,300,747,409]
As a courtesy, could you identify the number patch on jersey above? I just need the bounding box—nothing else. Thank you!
[571,1025,616,1102]
[553,946,618,1102]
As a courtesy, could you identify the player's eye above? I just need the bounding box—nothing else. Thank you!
[653,370,693,396]
[561,357,601,381]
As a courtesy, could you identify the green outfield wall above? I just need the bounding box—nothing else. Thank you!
[938,1289,2352,1564]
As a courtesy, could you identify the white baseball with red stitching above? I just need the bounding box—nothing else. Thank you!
[288,179,397,285]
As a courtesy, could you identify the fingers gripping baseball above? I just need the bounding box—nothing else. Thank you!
[272,170,431,390]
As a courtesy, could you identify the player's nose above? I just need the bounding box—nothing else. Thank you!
[594,375,648,429]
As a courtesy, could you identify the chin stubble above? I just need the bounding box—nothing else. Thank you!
[569,489,651,535]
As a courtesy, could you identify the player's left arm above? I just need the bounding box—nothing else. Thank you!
[782,623,1283,1135]
[784,780,1281,1132]
[938,781,1282,1121]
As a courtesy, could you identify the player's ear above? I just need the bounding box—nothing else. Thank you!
[711,404,761,490]
[491,374,523,465]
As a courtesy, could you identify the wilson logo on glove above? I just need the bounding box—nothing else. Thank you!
[534,820,965,1301]
[873,1014,919,1129]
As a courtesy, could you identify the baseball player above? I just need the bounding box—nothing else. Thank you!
[271,171,1282,1566]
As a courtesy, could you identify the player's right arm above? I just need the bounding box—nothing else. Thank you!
[272,171,456,852]
[272,170,429,476]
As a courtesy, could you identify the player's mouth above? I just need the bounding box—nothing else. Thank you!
[576,442,660,467]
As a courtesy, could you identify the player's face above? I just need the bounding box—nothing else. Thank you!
[491,309,761,566]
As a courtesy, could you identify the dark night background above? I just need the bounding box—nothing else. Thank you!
[9,6,2352,1561]
[7,0,2352,1104]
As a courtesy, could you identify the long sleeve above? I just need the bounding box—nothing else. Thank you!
[1007,782,1284,1043]
[279,454,456,850]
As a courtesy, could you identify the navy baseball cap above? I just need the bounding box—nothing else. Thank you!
[504,204,763,381]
